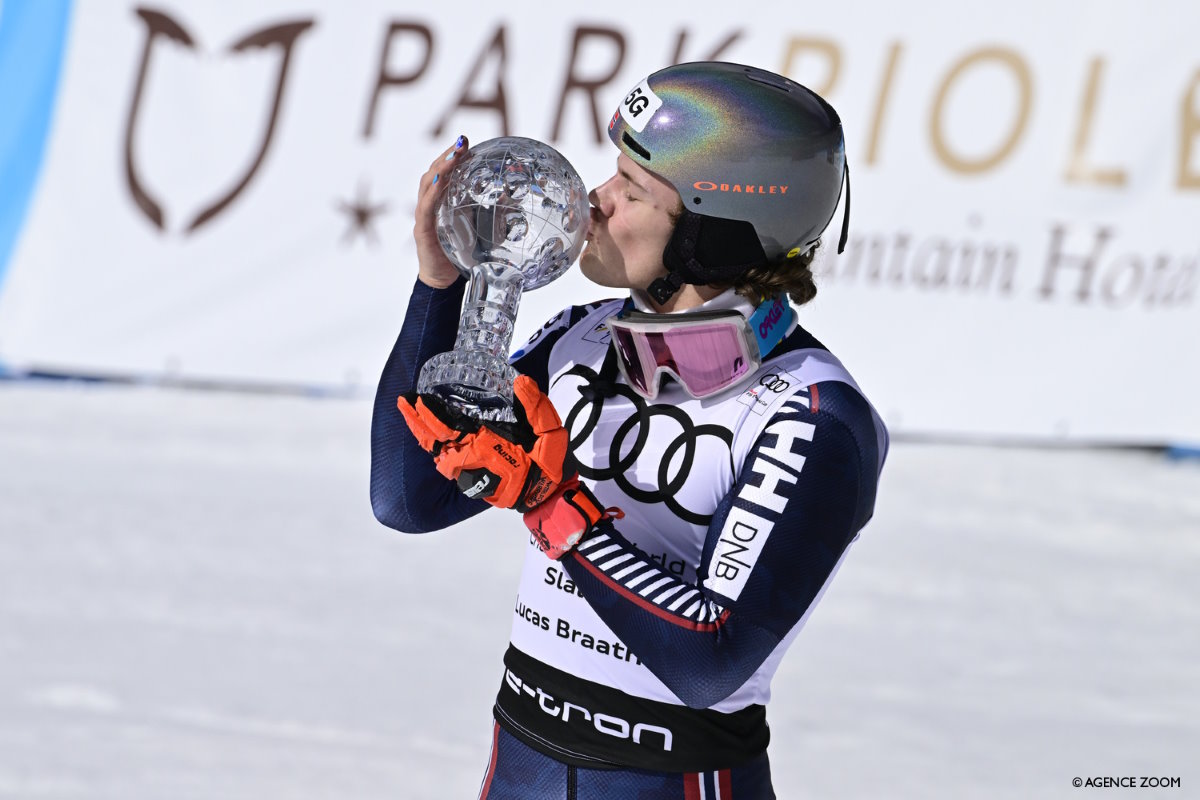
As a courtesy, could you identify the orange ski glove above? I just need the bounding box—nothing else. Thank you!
[397,375,570,512]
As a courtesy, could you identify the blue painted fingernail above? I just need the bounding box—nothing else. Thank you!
[455,135,465,148]
[432,174,438,184]
[444,151,456,161]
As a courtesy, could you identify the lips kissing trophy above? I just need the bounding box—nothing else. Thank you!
[417,137,589,422]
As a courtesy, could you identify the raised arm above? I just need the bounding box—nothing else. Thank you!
[370,136,492,532]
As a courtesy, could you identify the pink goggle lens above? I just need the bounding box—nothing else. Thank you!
[611,321,754,399]
[659,324,753,395]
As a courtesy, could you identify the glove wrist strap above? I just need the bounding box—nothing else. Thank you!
[524,477,623,559]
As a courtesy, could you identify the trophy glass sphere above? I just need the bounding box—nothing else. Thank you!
[417,137,589,422]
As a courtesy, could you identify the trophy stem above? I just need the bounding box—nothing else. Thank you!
[418,262,525,422]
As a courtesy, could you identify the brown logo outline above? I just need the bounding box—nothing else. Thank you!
[123,8,314,234]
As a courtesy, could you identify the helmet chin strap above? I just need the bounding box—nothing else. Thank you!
[647,208,766,305]
[646,271,687,306]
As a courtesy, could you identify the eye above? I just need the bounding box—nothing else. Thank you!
[624,193,638,202]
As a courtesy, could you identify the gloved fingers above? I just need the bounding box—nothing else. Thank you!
[415,393,480,437]
[431,436,489,480]
[512,375,564,437]
[397,393,471,448]
[528,426,569,484]
[431,443,468,480]
[397,395,446,451]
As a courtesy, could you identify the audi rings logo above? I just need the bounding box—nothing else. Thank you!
[759,373,790,393]
[556,364,734,527]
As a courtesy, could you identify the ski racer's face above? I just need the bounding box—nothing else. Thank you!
[580,154,681,292]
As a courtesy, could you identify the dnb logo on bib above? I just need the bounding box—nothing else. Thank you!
[618,80,662,133]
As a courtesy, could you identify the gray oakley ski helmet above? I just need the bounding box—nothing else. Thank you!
[607,61,849,300]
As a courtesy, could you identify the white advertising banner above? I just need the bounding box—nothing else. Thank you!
[0,0,1197,443]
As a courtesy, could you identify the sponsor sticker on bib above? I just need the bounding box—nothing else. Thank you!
[736,369,802,416]
[582,319,612,345]
[619,80,662,133]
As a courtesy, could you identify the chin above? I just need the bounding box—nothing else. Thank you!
[579,250,616,287]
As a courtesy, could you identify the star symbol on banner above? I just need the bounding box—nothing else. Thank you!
[337,182,389,246]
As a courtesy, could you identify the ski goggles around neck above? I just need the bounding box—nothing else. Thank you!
[606,296,794,401]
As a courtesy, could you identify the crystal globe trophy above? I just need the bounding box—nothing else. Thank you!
[417,136,589,422]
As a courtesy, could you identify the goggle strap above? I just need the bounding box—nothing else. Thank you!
[747,297,794,358]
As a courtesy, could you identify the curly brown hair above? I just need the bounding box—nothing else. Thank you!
[722,243,819,307]
[664,202,820,307]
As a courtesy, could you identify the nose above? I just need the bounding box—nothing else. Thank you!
[588,175,618,219]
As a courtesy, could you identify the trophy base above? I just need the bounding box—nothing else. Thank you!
[418,351,519,423]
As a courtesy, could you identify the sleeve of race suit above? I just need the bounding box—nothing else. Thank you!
[370,284,590,533]
[371,276,485,532]
[560,381,883,710]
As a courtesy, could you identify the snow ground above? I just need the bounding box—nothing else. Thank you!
[0,381,1197,800]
